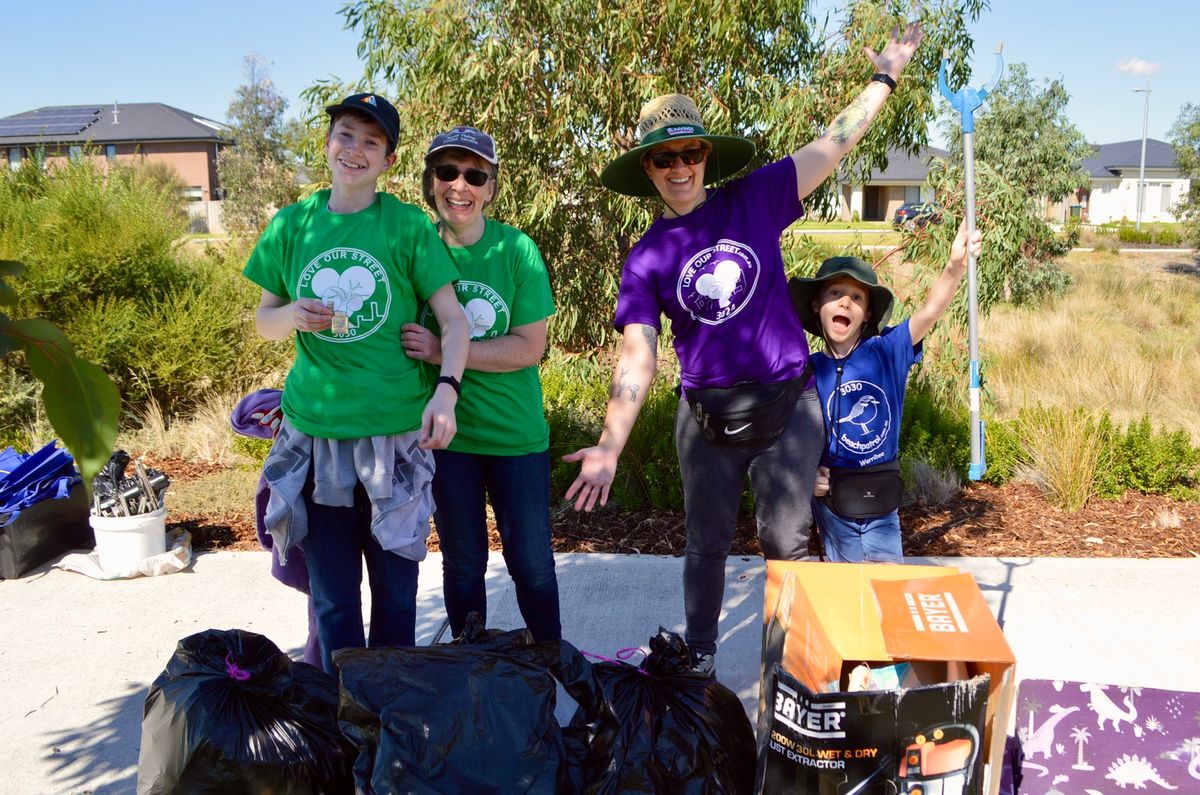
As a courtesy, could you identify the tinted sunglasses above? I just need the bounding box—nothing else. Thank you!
[644,146,708,170]
[432,164,491,186]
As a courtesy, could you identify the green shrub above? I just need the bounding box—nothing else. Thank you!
[0,367,40,450]
[1118,225,1153,244]
[1153,226,1181,246]
[981,419,1022,485]
[899,382,970,480]
[1105,415,1200,500]
[232,433,273,465]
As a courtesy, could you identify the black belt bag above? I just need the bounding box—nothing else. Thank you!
[826,460,904,518]
[685,370,808,446]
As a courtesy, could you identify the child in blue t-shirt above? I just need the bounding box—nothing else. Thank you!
[788,223,981,562]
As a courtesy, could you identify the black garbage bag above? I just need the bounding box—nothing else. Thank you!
[571,629,757,795]
[335,618,616,794]
[136,628,354,794]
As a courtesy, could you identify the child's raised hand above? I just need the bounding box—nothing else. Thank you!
[949,221,983,272]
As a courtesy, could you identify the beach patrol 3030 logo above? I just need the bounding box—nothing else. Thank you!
[419,280,510,340]
[676,238,761,325]
[298,247,391,342]
[827,379,893,459]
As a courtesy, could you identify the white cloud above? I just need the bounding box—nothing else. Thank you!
[1116,57,1160,77]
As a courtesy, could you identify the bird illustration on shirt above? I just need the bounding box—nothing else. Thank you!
[838,395,880,433]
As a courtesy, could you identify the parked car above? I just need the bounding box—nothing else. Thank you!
[892,202,942,229]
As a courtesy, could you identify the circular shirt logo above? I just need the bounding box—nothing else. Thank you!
[676,238,760,325]
[298,248,391,343]
[826,380,892,456]
[419,280,510,340]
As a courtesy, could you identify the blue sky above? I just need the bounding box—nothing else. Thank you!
[1,1,1193,147]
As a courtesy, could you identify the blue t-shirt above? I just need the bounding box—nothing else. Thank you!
[612,158,809,390]
[810,320,922,469]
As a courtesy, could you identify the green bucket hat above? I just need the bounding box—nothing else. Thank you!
[788,256,896,339]
[600,94,756,197]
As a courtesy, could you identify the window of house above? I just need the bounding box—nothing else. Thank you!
[68,145,83,162]
[8,148,20,171]
[904,186,922,203]
[105,144,117,161]
[184,186,204,201]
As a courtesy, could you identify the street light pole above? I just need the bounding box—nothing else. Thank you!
[1134,75,1152,231]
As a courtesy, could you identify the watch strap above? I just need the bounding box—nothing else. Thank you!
[870,73,897,92]
[435,374,461,396]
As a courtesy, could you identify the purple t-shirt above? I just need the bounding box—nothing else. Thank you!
[613,158,810,389]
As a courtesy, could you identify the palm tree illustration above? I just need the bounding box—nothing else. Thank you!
[1069,726,1093,771]
[1025,697,1043,737]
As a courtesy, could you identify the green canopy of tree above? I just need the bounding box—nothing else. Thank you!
[218,53,300,235]
[310,0,986,350]
[1169,102,1200,248]
[941,61,1091,202]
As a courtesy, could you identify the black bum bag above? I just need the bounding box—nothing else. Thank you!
[685,367,810,446]
[826,460,904,518]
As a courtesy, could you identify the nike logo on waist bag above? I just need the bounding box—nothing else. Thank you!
[724,422,752,435]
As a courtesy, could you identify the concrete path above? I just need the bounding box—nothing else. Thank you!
[1,551,1197,794]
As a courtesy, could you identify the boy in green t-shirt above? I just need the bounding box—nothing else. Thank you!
[243,92,468,673]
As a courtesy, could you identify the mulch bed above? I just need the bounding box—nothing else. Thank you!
[163,457,1199,559]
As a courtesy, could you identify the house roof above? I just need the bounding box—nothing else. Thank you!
[1079,139,1178,177]
[864,146,949,182]
[0,103,232,147]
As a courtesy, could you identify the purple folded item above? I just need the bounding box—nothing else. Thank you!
[231,389,320,667]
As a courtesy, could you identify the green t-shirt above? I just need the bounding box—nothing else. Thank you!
[243,190,458,439]
[419,219,555,455]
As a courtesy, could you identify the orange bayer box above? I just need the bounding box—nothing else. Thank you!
[756,561,1017,795]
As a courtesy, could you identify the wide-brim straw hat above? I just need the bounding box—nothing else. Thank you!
[788,256,895,339]
[601,94,756,197]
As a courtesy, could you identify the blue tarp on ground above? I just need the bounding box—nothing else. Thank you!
[0,441,80,527]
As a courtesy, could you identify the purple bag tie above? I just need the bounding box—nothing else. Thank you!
[224,651,251,682]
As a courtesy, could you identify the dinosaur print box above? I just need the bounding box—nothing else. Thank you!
[756,562,1017,795]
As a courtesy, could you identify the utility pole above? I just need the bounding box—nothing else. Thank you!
[1134,75,1152,231]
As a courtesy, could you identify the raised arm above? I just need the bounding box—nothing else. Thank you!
[908,222,981,345]
[562,323,659,511]
[791,21,924,201]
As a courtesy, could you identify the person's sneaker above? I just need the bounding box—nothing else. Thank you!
[690,651,716,677]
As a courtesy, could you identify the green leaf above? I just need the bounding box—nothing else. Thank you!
[0,260,24,277]
[10,318,119,492]
[0,280,16,306]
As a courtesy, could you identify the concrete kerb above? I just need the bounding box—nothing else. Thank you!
[2,551,1197,793]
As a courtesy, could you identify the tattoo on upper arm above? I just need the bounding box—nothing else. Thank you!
[641,326,658,360]
[609,367,640,402]
[828,96,870,145]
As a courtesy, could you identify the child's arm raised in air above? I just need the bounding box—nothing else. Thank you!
[908,222,982,345]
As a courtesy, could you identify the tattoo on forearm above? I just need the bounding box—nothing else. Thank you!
[609,367,640,402]
[828,96,871,145]
[641,326,658,360]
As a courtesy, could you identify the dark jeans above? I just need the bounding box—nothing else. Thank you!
[302,466,419,674]
[432,449,561,642]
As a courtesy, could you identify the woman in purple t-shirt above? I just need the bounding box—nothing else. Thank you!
[564,24,924,674]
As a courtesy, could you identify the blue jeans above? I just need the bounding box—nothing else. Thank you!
[813,498,903,563]
[432,449,561,642]
[302,466,419,674]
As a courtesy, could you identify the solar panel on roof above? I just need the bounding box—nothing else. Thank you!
[0,120,93,137]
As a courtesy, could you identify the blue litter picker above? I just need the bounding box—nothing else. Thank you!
[938,44,1003,481]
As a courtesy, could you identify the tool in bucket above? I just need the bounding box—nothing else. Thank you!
[938,43,1003,481]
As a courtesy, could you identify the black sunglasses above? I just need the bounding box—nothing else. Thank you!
[432,164,491,186]
[645,146,708,170]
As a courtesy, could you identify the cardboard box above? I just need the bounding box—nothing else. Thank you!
[757,561,1016,795]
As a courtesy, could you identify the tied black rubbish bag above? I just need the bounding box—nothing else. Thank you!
[136,628,353,795]
[335,619,616,795]
[572,629,757,795]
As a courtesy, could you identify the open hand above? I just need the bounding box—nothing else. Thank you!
[562,445,619,512]
[864,21,924,79]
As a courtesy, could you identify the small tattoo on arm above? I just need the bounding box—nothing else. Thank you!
[609,367,640,402]
[828,96,870,145]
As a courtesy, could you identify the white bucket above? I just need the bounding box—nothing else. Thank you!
[90,506,167,572]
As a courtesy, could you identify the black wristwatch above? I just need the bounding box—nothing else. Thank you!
[870,73,897,92]
[435,375,462,396]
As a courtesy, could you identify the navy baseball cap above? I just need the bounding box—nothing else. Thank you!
[424,126,499,165]
[325,93,399,152]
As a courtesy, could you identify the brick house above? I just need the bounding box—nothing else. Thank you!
[0,103,232,230]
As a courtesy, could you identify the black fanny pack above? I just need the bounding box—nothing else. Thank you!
[685,369,809,446]
[826,460,904,518]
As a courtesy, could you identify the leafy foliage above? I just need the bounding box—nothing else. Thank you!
[0,260,119,492]
[217,54,300,235]
[1168,102,1200,248]
[313,0,986,350]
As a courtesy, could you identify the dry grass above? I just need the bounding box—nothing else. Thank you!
[1012,406,1107,512]
[905,458,961,507]
[118,390,250,465]
[984,251,1200,440]
[168,466,260,515]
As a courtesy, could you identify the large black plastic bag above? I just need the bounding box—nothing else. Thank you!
[335,622,616,794]
[137,628,353,794]
[572,629,757,795]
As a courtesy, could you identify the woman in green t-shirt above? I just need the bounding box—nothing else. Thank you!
[401,127,560,641]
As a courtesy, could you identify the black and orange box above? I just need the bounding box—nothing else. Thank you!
[756,562,1016,795]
